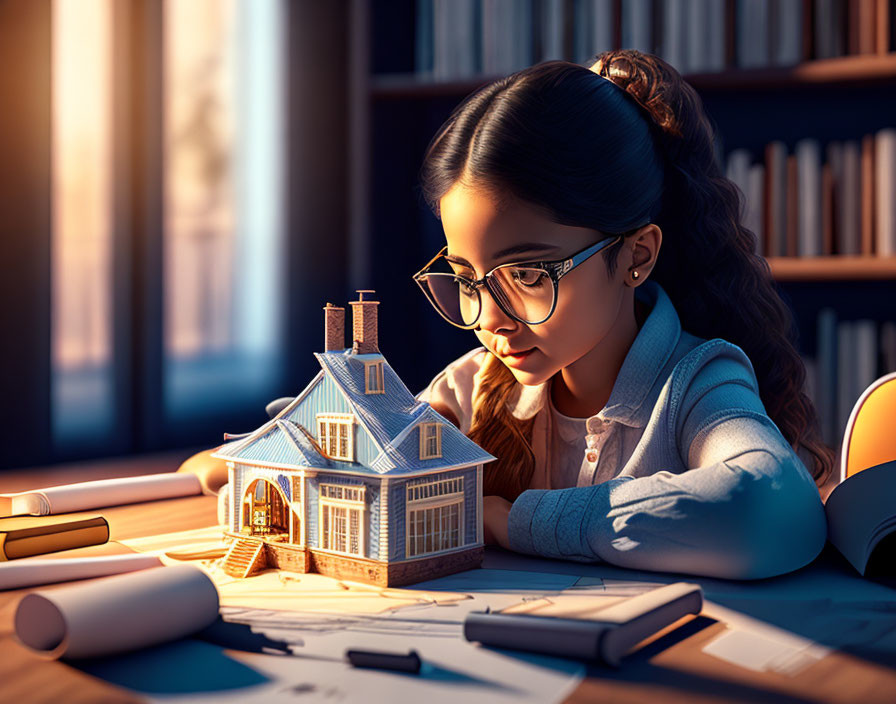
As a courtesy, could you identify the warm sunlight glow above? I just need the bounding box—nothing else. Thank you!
[52,0,112,370]
[164,0,237,357]
[163,0,285,416]
[51,0,114,443]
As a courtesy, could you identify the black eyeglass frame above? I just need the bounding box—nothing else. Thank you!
[412,233,625,329]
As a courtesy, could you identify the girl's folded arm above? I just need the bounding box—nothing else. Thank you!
[507,360,828,580]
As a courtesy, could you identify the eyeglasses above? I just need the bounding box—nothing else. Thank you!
[412,234,623,329]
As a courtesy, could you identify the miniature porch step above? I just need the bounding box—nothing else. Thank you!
[222,538,266,578]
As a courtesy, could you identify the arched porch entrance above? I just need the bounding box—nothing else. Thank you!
[241,478,289,537]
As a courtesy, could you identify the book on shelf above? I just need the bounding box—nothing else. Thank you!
[410,0,895,82]
[862,133,875,255]
[875,128,896,256]
[762,140,788,256]
[726,128,896,259]
[797,138,823,257]
[826,459,896,576]
[622,0,653,56]
[0,515,109,561]
[803,310,896,448]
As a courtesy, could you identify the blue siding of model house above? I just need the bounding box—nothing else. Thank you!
[389,479,406,561]
[284,376,383,468]
[231,466,244,530]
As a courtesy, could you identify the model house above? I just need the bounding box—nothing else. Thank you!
[211,291,495,586]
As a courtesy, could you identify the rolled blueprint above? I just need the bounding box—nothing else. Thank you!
[0,473,203,517]
[14,564,219,659]
[0,553,163,591]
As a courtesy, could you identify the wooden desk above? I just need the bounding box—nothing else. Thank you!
[1,455,894,704]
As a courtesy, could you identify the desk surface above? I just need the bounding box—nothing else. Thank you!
[1,454,894,704]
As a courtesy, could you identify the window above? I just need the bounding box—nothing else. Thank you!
[163,0,285,420]
[320,483,365,555]
[316,414,355,461]
[51,0,115,448]
[320,484,365,502]
[406,476,462,502]
[419,422,442,459]
[45,0,288,462]
[406,476,464,557]
[364,360,384,394]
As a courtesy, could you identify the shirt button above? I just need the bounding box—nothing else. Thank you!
[586,417,604,434]
[586,451,598,463]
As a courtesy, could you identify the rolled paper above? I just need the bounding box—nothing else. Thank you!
[176,448,230,495]
[14,564,219,659]
[0,473,203,517]
[0,553,163,591]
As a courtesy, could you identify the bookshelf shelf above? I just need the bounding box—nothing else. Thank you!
[687,52,896,91]
[767,256,896,281]
[370,52,896,100]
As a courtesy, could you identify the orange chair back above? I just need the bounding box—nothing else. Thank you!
[841,371,896,481]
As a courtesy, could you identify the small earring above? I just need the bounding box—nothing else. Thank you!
[631,270,640,280]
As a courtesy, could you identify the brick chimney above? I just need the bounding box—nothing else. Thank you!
[323,302,345,352]
[350,290,379,354]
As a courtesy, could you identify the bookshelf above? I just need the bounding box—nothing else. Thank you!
[350,0,896,451]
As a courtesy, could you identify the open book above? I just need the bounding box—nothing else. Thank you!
[463,581,703,666]
[825,459,896,576]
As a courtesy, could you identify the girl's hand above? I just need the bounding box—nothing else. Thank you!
[483,495,512,550]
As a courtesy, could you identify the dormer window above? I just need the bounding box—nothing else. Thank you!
[317,413,355,461]
[364,360,384,394]
[419,422,442,460]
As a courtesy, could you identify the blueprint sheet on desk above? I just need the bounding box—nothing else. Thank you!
[120,528,662,703]
[115,531,896,702]
[188,570,658,704]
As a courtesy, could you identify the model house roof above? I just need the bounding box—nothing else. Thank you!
[212,293,495,476]
[215,417,334,470]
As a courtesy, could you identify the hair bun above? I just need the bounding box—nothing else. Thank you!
[588,50,683,140]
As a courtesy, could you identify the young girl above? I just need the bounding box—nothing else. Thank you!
[413,50,832,580]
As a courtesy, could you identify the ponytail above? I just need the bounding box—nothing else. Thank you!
[590,50,834,484]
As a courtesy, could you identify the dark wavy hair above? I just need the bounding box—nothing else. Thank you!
[418,50,833,497]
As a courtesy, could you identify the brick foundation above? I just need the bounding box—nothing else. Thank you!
[224,531,484,587]
[310,546,483,587]
[265,541,310,573]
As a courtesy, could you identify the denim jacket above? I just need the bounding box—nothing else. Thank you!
[417,280,827,580]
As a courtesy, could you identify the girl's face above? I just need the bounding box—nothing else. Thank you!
[438,183,635,387]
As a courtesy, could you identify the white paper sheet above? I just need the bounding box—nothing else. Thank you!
[700,601,831,676]
[184,570,660,704]
[14,564,219,659]
[0,553,163,590]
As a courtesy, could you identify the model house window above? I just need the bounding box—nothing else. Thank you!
[419,422,442,459]
[320,483,365,555]
[364,361,384,394]
[320,484,365,502]
[406,476,462,502]
[316,414,355,461]
[406,476,464,557]
[407,502,462,557]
